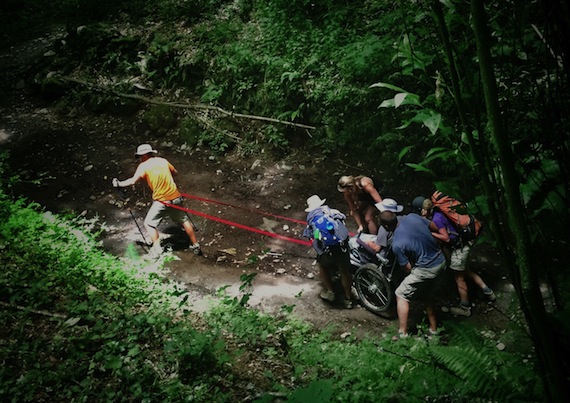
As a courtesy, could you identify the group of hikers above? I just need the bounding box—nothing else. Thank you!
[304,174,496,340]
[113,144,495,340]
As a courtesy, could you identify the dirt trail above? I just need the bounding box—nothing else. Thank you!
[0,103,511,339]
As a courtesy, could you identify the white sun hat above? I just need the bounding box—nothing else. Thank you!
[305,195,327,212]
[134,144,157,156]
[375,198,403,213]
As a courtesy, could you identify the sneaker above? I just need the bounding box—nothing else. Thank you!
[144,243,163,261]
[425,328,439,340]
[350,286,360,301]
[343,299,353,309]
[391,331,409,341]
[483,288,496,301]
[319,290,335,302]
[450,305,472,317]
[188,243,202,256]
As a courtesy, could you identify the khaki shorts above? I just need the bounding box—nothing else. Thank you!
[395,260,446,302]
[144,198,189,229]
[449,244,470,272]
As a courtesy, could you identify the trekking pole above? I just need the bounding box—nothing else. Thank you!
[185,212,199,232]
[113,186,150,252]
[178,194,199,231]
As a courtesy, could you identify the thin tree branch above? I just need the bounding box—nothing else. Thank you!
[58,76,317,131]
[0,301,67,319]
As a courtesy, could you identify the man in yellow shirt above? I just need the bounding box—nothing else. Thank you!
[112,144,201,257]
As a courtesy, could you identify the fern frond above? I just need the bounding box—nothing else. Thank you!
[430,345,509,399]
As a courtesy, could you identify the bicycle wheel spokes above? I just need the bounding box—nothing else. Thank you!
[355,263,392,314]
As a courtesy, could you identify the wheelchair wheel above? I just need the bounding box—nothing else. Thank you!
[354,263,392,314]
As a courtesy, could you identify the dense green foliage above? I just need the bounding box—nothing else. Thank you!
[0,173,543,401]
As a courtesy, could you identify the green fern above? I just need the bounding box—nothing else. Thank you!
[431,345,499,395]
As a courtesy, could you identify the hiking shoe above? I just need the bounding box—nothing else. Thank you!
[450,305,472,317]
[350,286,360,301]
[425,328,439,340]
[484,288,496,301]
[343,299,353,309]
[392,331,409,341]
[188,243,202,256]
[319,290,335,302]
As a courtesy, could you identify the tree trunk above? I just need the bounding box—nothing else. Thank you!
[470,0,569,401]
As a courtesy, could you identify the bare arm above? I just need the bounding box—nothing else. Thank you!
[114,165,144,187]
[429,220,450,243]
[344,191,365,232]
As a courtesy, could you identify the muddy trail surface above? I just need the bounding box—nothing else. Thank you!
[0,37,511,340]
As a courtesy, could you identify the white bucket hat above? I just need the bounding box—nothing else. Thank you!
[305,195,326,212]
[375,198,403,213]
[135,144,157,156]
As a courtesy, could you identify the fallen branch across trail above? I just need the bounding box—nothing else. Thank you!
[59,76,317,131]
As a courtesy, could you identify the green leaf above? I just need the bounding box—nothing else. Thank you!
[369,82,407,92]
[128,346,141,357]
[379,99,395,108]
[405,163,433,174]
[398,146,413,161]
[64,317,81,327]
[412,110,442,135]
[425,147,448,158]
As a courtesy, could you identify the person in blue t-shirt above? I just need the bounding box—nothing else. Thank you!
[378,201,446,340]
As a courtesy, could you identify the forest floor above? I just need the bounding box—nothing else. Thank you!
[0,30,516,341]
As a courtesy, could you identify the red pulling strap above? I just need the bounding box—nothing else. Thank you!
[162,201,312,247]
[179,193,307,225]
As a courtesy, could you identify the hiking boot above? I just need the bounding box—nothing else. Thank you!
[188,243,202,256]
[319,290,335,302]
[450,305,472,317]
[483,288,496,301]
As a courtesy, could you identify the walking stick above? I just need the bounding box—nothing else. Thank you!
[114,186,150,252]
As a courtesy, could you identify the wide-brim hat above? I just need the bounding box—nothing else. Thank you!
[305,195,326,212]
[135,144,157,156]
[375,198,403,213]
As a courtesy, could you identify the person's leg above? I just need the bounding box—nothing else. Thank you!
[319,264,335,293]
[396,296,409,335]
[144,202,165,255]
[317,254,336,302]
[465,269,496,300]
[182,220,198,245]
[336,245,353,302]
[448,245,472,315]
[425,300,437,333]
[168,200,201,253]
[339,267,352,301]
[394,271,420,337]
[363,206,379,235]
[455,271,469,303]
[145,224,160,244]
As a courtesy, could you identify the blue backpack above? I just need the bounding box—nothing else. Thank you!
[310,213,348,247]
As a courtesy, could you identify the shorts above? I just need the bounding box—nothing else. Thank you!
[449,244,471,272]
[317,243,350,271]
[144,197,189,229]
[395,260,446,302]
